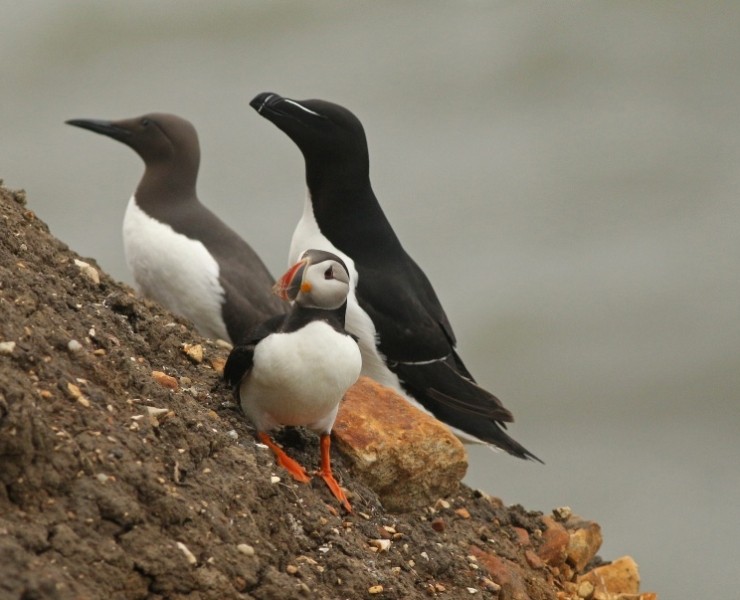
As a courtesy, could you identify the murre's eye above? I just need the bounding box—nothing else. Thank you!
[141,118,150,126]
[324,267,334,280]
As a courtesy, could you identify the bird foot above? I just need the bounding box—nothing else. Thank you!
[258,432,311,483]
[318,468,352,512]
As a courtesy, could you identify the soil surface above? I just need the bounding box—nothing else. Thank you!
[0,183,596,599]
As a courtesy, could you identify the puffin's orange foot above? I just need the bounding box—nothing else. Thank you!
[258,432,311,483]
[318,468,352,512]
[319,433,351,512]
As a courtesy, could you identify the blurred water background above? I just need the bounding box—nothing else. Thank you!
[2,3,739,597]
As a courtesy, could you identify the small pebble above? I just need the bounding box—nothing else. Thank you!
[270,476,281,484]
[577,580,595,599]
[237,543,255,556]
[67,339,83,352]
[227,429,238,440]
[286,564,299,575]
[0,341,16,355]
[182,343,204,363]
[368,585,383,594]
[467,588,478,595]
[176,541,197,565]
[368,539,391,552]
[73,259,100,285]
[455,507,471,519]
[151,371,178,390]
[553,506,572,520]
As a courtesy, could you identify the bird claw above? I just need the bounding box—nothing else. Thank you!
[318,468,352,512]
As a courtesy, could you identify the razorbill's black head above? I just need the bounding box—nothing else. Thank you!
[250,93,370,191]
[224,249,361,511]
[66,113,286,343]
[250,92,541,463]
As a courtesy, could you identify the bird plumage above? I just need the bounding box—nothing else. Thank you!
[66,113,286,343]
[250,92,541,462]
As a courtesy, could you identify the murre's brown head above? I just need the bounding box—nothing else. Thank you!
[66,113,200,180]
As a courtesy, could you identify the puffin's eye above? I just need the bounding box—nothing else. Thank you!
[324,267,334,280]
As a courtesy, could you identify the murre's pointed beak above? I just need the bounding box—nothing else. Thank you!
[65,118,132,141]
[273,257,310,301]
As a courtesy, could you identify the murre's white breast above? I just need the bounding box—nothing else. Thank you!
[239,320,362,433]
[123,196,229,341]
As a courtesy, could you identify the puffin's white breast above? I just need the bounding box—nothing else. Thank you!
[123,196,229,341]
[239,320,362,433]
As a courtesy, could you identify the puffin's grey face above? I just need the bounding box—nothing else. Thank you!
[273,250,351,310]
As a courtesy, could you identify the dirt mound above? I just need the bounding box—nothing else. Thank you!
[0,183,639,599]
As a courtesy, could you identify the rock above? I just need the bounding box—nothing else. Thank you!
[67,339,83,353]
[73,258,100,285]
[468,544,529,600]
[151,370,178,390]
[176,541,198,565]
[566,519,603,572]
[0,341,16,355]
[578,555,640,597]
[182,343,204,363]
[332,377,468,512]
[537,516,570,567]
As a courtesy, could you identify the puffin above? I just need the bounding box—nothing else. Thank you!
[249,92,541,462]
[223,249,362,511]
[66,113,286,343]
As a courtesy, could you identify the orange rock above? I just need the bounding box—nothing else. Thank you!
[566,520,603,572]
[578,555,640,596]
[537,516,570,567]
[468,545,529,599]
[333,377,467,512]
[513,526,530,546]
[151,370,178,390]
[525,549,545,569]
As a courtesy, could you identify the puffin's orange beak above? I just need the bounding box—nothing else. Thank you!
[273,258,309,301]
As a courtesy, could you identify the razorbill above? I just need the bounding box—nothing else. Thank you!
[249,92,540,462]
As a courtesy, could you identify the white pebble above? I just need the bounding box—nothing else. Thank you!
[67,339,83,353]
[73,259,100,285]
[176,541,197,565]
[0,341,16,355]
[237,543,255,556]
[227,429,238,440]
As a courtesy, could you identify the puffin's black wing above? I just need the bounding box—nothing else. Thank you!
[223,314,285,389]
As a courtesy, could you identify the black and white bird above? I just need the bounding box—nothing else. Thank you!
[224,249,361,511]
[66,113,286,343]
[250,92,541,462]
